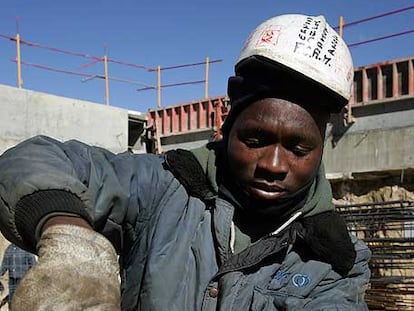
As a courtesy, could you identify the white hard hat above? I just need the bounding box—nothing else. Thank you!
[235,14,354,109]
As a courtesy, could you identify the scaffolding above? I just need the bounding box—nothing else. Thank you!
[0,5,413,110]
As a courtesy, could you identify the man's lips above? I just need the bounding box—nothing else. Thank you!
[244,182,288,200]
[250,181,287,193]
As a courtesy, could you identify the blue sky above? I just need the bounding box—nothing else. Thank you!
[1,1,413,112]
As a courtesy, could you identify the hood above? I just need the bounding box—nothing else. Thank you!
[190,142,334,218]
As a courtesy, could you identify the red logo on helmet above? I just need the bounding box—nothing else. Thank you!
[256,27,281,47]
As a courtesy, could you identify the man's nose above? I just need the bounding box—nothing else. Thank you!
[257,145,288,179]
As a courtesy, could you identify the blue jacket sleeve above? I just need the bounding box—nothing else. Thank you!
[0,135,174,253]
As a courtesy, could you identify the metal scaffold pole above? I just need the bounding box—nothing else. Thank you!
[339,15,344,37]
[204,57,209,99]
[15,17,23,89]
[339,15,354,124]
[157,65,161,107]
[103,45,110,106]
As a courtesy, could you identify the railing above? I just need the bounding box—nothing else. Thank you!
[1,6,413,111]
[0,30,222,108]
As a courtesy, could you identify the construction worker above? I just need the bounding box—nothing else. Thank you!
[0,244,36,310]
[0,14,370,311]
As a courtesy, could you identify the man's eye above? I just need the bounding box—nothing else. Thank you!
[291,145,311,156]
[244,138,261,147]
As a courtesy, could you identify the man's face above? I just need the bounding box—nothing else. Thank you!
[226,98,326,202]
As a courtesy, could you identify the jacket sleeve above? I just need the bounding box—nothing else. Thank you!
[302,236,372,311]
[0,135,175,253]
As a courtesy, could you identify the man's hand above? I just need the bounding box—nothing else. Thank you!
[12,223,121,311]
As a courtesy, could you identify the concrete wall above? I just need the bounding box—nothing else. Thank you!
[324,97,414,178]
[0,84,143,307]
[0,84,129,155]
[324,126,414,177]
[159,129,214,152]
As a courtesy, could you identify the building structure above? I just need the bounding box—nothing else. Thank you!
[0,55,413,309]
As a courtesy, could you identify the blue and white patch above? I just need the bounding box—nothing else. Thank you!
[269,270,291,289]
[273,270,290,282]
[291,274,310,288]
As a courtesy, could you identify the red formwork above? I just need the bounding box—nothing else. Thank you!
[147,96,229,139]
[351,56,414,106]
[148,56,414,138]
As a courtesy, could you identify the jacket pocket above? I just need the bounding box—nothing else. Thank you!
[250,286,310,311]
[250,286,286,311]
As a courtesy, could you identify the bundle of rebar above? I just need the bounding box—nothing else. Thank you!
[336,200,414,310]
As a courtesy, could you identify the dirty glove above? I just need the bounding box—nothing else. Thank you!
[12,224,121,311]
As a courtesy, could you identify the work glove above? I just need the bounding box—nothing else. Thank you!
[12,224,121,311]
